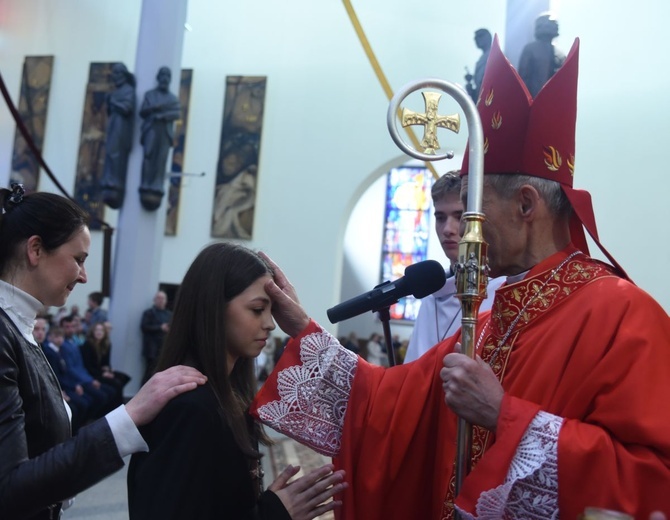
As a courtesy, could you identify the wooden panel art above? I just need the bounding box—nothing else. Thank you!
[211,76,267,239]
[9,56,54,193]
[73,62,115,229]
[165,68,193,236]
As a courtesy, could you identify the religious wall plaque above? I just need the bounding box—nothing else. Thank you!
[73,62,115,229]
[211,76,267,239]
[9,56,54,193]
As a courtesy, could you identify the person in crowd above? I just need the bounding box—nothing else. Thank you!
[70,303,80,318]
[32,316,48,346]
[84,291,107,332]
[127,242,346,519]
[364,332,387,366]
[53,306,70,327]
[403,171,503,363]
[140,290,172,384]
[40,323,91,432]
[60,315,116,417]
[250,38,670,519]
[0,184,206,519]
[70,313,86,346]
[81,321,130,409]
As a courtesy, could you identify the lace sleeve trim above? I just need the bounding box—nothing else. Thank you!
[255,329,358,457]
[456,410,563,520]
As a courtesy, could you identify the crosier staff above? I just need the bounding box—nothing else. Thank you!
[387,78,488,504]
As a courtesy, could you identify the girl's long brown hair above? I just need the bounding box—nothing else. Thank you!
[85,322,110,364]
[156,242,272,458]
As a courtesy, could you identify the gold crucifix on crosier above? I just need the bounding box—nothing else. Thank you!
[401,91,460,154]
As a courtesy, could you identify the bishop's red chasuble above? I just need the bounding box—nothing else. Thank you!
[251,246,670,519]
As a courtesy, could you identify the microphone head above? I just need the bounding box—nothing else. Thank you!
[403,260,447,298]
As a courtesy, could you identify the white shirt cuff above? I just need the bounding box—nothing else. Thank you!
[105,405,149,458]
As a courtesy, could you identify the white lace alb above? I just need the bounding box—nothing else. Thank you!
[255,329,358,457]
[456,411,563,519]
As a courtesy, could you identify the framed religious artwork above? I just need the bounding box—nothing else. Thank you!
[9,56,54,193]
[211,76,267,239]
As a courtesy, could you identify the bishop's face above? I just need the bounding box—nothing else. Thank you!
[460,176,525,278]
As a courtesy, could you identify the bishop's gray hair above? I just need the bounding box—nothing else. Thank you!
[485,174,573,219]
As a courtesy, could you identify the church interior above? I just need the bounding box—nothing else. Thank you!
[1,0,669,517]
[1,0,668,404]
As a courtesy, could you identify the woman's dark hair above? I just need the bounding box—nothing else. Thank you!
[0,187,89,276]
[156,242,273,457]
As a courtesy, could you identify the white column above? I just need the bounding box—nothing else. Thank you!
[109,0,188,395]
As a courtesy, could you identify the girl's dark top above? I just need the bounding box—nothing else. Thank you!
[127,384,291,520]
[0,309,123,520]
[80,339,110,380]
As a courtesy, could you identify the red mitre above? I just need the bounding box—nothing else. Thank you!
[461,35,629,280]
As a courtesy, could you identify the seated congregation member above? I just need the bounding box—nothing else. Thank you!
[40,323,91,432]
[70,313,86,346]
[128,242,346,520]
[251,38,670,519]
[81,321,130,409]
[59,315,116,418]
[0,185,206,519]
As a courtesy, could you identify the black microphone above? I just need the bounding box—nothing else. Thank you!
[327,260,447,324]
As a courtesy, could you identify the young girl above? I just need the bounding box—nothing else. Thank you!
[0,184,206,519]
[127,242,345,519]
[80,321,130,410]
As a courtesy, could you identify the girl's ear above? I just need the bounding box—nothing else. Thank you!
[26,235,43,267]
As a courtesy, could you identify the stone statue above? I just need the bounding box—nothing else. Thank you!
[101,63,136,209]
[464,28,492,103]
[518,13,566,98]
[139,66,181,211]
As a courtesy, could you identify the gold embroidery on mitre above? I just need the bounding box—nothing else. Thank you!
[491,111,502,130]
[484,88,494,106]
[567,154,575,177]
[543,145,562,171]
[483,136,489,154]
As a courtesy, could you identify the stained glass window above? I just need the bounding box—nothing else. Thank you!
[381,166,432,320]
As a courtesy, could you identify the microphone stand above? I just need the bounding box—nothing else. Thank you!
[375,306,397,367]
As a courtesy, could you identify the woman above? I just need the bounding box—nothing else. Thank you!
[127,243,346,519]
[0,184,207,520]
[81,321,130,409]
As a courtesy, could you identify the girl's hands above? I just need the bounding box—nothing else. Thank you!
[269,464,347,520]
